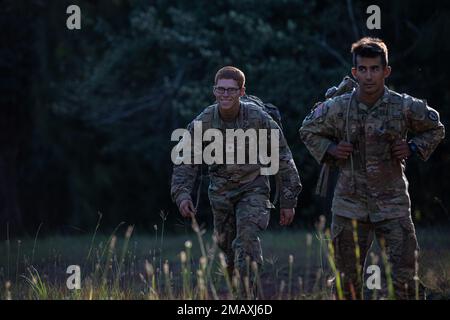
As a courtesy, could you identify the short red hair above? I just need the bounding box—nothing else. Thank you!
[214,66,246,88]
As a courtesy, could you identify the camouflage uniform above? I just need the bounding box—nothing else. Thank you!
[171,101,302,276]
[299,86,445,299]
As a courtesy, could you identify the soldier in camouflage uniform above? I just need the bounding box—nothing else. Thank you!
[299,38,445,299]
[171,66,302,279]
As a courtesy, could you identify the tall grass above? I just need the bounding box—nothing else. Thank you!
[1,217,449,300]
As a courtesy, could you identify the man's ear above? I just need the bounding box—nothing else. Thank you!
[351,67,357,78]
[240,87,246,97]
[384,66,392,78]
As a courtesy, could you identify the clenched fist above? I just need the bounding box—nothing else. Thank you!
[327,141,354,160]
[179,199,196,218]
[280,208,295,226]
[391,139,412,160]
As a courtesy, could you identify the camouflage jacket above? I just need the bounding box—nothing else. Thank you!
[299,87,445,222]
[171,101,302,209]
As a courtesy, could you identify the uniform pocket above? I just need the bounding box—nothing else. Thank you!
[399,216,416,235]
[246,198,271,230]
[395,216,420,268]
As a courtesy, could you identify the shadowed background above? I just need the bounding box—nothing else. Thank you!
[1,0,449,237]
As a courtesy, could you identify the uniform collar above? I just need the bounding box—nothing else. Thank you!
[356,86,390,112]
[213,102,244,128]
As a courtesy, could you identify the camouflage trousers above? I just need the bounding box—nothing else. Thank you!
[209,185,271,278]
[331,214,423,300]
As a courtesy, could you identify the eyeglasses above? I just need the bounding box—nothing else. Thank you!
[213,86,241,95]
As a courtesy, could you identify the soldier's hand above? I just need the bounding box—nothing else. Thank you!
[179,199,196,218]
[280,208,295,226]
[327,141,353,159]
[392,139,411,160]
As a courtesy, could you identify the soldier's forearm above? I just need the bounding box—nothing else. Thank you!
[277,165,302,209]
[410,126,445,161]
[300,132,334,164]
[171,164,200,206]
[174,192,193,209]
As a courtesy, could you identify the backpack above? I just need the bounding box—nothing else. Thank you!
[193,94,286,211]
[240,94,284,130]
[243,94,287,206]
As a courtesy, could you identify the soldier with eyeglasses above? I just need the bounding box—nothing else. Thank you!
[171,66,301,291]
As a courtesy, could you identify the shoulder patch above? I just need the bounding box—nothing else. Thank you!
[428,110,439,122]
[306,102,328,121]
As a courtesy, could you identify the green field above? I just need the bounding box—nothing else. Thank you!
[1,223,449,300]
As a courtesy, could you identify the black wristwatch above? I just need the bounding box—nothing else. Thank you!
[408,141,418,156]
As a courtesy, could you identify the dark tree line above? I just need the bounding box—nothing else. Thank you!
[1,0,449,238]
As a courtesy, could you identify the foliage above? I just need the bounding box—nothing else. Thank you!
[2,0,450,232]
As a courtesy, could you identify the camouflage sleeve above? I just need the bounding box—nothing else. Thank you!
[267,118,302,209]
[299,100,338,164]
[170,120,201,208]
[403,95,445,161]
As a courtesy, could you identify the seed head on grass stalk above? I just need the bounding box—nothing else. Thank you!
[180,250,190,299]
[199,256,207,274]
[22,266,49,300]
[198,255,214,299]
[83,277,94,300]
[251,261,264,300]
[114,225,134,292]
[144,260,158,300]
[98,222,125,266]
[219,253,233,299]
[184,241,194,299]
[163,260,174,299]
[5,281,12,300]
[325,229,344,300]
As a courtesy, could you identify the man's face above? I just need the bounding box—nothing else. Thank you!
[213,79,245,109]
[351,55,391,97]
